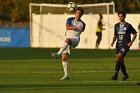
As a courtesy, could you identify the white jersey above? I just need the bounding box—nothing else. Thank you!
[65,17,85,38]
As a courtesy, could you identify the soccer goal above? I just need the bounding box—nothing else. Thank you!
[29,2,115,49]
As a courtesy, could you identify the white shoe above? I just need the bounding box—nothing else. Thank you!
[51,53,58,59]
[60,76,69,80]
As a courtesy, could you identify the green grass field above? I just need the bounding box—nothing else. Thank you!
[0,48,140,93]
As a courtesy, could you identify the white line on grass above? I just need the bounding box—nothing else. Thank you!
[0,70,139,74]
[1,66,140,69]
[75,70,140,73]
[75,71,112,73]
[83,80,140,83]
[0,71,60,74]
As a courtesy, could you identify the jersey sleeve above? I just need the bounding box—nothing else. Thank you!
[82,21,86,31]
[66,17,74,25]
[129,24,137,35]
[114,24,118,36]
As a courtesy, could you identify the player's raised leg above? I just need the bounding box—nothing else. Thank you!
[52,38,71,59]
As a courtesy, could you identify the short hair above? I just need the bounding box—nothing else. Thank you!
[75,7,84,15]
[118,10,126,18]
[99,14,103,18]
[99,14,102,16]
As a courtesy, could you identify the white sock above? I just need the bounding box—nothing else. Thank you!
[57,42,68,55]
[62,61,68,77]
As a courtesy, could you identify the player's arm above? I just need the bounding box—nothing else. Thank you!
[127,24,137,47]
[127,33,137,47]
[81,22,86,32]
[111,35,117,47]
[98,21,105,30]
[98,21,102,29]
[111,24,118,47]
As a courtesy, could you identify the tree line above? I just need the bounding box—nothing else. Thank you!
[0,0,139,22]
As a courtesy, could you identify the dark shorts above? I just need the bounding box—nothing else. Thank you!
[96,32,102,37]
[116,46,129,57]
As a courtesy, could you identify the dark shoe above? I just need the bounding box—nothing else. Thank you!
[111,75,118,80]
[123,75,129,81]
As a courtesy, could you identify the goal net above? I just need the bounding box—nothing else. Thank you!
[29,2,115,49]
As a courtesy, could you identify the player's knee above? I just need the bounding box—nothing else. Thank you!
[100,36,102,40]
[117,53,123,61]
[98,36,102,40]
[116,56,119,62]
[62,53,69,61]
[65,38,72,45]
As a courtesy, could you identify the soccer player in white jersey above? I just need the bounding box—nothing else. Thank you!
[52,7,86,80]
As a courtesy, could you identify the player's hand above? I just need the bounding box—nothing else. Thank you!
[127,42,133,47]
[111,42,114,47]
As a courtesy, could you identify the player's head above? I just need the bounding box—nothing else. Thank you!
[118,10,126,22]
[74,7,84,20]
[75,7,84,16]
[99,14,103,19]
[118,10,126,18]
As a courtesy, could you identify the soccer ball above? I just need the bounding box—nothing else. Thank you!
[67,2,77,12]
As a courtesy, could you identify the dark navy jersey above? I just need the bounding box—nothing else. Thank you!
[114,22,137,47]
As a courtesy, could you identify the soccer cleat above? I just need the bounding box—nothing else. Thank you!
[123,75,129,81]
[111,75,118,80]
[51,53,58,59]
[60,76,69,80]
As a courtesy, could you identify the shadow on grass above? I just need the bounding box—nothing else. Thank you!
[0,48,115,60]
[0,82,140,89]
[0,48,139,60]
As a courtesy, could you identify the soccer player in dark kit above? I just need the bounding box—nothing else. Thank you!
[111,10,137,81]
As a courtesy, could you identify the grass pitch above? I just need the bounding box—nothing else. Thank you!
[0,48,140,93]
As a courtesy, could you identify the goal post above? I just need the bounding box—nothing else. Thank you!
[29,2,115,49]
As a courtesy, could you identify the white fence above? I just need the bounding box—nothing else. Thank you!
[31,14,139,49]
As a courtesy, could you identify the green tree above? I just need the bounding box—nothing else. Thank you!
[0,0,140,22]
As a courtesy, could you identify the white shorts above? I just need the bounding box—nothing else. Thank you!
[63,37,80,54]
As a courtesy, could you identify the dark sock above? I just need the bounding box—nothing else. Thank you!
[114,61,121,76]
[96,40,99,47]
[121,63,128,76]
[96,39,100,47]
